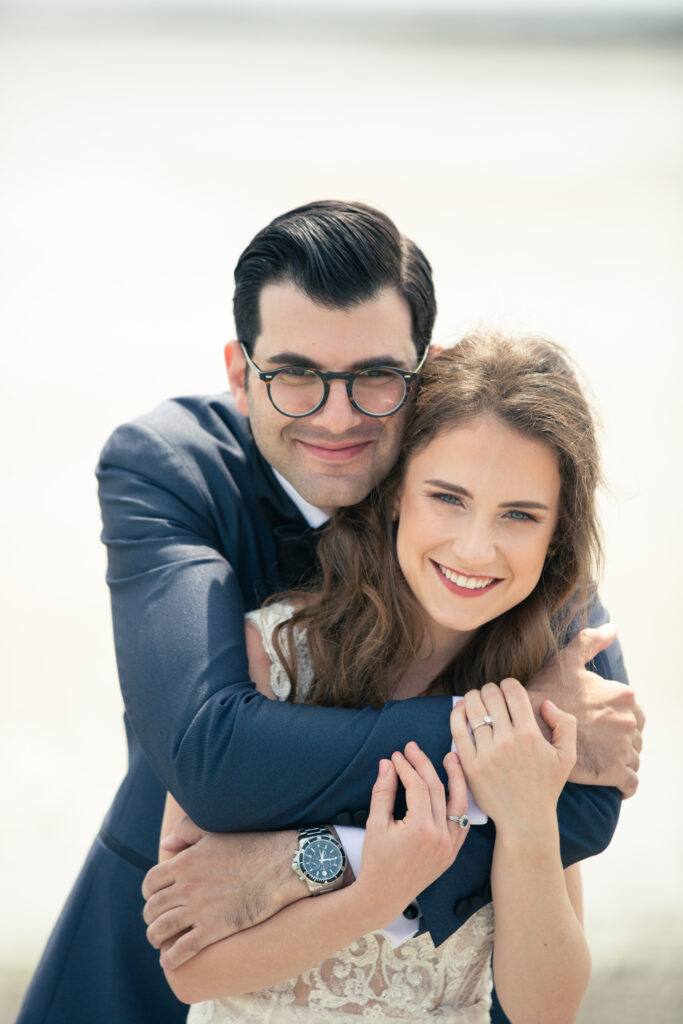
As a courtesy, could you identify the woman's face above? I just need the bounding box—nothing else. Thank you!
[394,415,561,647]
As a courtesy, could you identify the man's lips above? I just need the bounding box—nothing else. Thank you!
[295,438,375,463]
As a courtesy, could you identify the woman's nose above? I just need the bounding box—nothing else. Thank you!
[450,519,496,568]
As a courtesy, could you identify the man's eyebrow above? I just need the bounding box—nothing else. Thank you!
[263,351,413,370]
[425,480,550,511]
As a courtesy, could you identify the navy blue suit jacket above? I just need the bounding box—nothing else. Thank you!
[18,393,627,1024]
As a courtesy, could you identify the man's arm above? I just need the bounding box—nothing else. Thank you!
[143,614,640,968]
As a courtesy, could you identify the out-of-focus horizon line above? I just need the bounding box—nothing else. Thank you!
[2,1,683,46]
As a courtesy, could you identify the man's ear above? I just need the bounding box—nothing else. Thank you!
[225,341,249,416]
[427,343,442,359]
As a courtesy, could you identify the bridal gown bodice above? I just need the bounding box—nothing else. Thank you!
[186,604,494,1024]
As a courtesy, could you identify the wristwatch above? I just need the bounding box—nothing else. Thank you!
[291,827,347,895]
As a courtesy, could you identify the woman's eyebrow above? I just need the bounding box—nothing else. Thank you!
[425,480,550,511]
[499,500,551,511]
[424,479,473,497]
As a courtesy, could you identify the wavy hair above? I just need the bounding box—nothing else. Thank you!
[273,330,604,706]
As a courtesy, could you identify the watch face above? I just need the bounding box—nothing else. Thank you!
[301,837,344,883]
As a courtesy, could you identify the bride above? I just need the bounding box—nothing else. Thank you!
[160,330,602,1023]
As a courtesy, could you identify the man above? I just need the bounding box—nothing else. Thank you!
[18,201,642,1024]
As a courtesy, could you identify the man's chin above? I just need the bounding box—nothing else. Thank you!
[296,473,377,513]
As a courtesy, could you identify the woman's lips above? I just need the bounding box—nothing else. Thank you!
[295,439,374,462]
[431,559,502,599]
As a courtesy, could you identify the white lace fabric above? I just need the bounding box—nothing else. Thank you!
[188,603,494,1024]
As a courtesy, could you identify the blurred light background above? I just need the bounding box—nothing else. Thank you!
[1,0,682,1021]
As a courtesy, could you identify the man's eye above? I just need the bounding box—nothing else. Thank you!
[360,368,397,380]
[278,367,317,381]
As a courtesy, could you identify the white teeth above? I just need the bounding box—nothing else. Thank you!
[438,564,495,589]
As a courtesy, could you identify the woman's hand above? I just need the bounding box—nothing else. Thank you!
[354,741,470,928]
[450,679,577,841]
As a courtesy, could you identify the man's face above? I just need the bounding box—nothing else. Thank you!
[226,281,420,513]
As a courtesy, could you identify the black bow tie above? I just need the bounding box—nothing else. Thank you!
[250,448,323,590]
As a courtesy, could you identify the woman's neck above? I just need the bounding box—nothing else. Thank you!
[391,623,474,700]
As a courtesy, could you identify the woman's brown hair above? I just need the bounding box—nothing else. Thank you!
[273,329,604,707]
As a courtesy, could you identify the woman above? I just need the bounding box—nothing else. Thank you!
[161,330,601,1023]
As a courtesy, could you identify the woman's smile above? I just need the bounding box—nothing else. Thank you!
[432,561,503,597]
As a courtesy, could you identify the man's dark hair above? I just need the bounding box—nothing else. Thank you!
[233,200,436,356]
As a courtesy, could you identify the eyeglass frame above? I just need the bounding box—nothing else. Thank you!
[239,342,429,419]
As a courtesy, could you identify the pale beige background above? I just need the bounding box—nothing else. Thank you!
[1,5,682,1021]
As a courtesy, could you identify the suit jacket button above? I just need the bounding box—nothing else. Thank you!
[454,899,471,917]
[403,902,419,920]
[334,812,353,827]
[353,809,369,827]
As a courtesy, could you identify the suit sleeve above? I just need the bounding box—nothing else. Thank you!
[553,592,627,866]
[97,418,454,832]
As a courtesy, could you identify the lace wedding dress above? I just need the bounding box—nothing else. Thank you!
[187,604,494,1024]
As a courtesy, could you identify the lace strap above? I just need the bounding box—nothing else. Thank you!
[245,602,315,701]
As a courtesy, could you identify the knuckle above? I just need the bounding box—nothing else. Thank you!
[179,931,201,959]
[141,870,158,900]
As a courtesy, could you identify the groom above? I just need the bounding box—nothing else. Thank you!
[18,201,641,1024]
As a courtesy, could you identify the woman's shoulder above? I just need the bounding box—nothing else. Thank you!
[245,601,313,701]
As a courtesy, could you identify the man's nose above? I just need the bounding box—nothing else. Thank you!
[310,379,365,433]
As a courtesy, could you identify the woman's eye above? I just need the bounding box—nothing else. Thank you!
[433,493,463,506]
[504,509,535,522]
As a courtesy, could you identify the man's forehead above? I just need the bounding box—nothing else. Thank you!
[253,281,418,368]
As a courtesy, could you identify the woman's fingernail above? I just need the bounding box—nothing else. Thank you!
[379,758,391,774]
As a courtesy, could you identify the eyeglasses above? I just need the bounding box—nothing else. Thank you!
[239,343,428,419]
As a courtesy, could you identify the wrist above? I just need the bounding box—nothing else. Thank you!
[494,812,560,857]
[274,831,311,906]
[350,874,402,932]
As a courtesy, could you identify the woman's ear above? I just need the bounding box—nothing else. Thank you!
[225,341,249,416]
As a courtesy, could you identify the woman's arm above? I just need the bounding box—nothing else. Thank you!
[452,680,591,1024]
[161,743,470,1004]
[490,827,590,1024]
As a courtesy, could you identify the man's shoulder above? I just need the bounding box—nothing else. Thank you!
[131,391,249,446]
[100,392,254,468]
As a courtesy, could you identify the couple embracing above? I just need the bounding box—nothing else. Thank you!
[19,200,643,1024]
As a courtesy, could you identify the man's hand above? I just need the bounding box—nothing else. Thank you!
[526,623,644,798]
[142,818,310,970]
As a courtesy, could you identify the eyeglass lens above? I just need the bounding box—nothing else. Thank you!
[269,368,407,417]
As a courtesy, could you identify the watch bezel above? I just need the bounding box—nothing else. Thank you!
[292,827,347,893]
